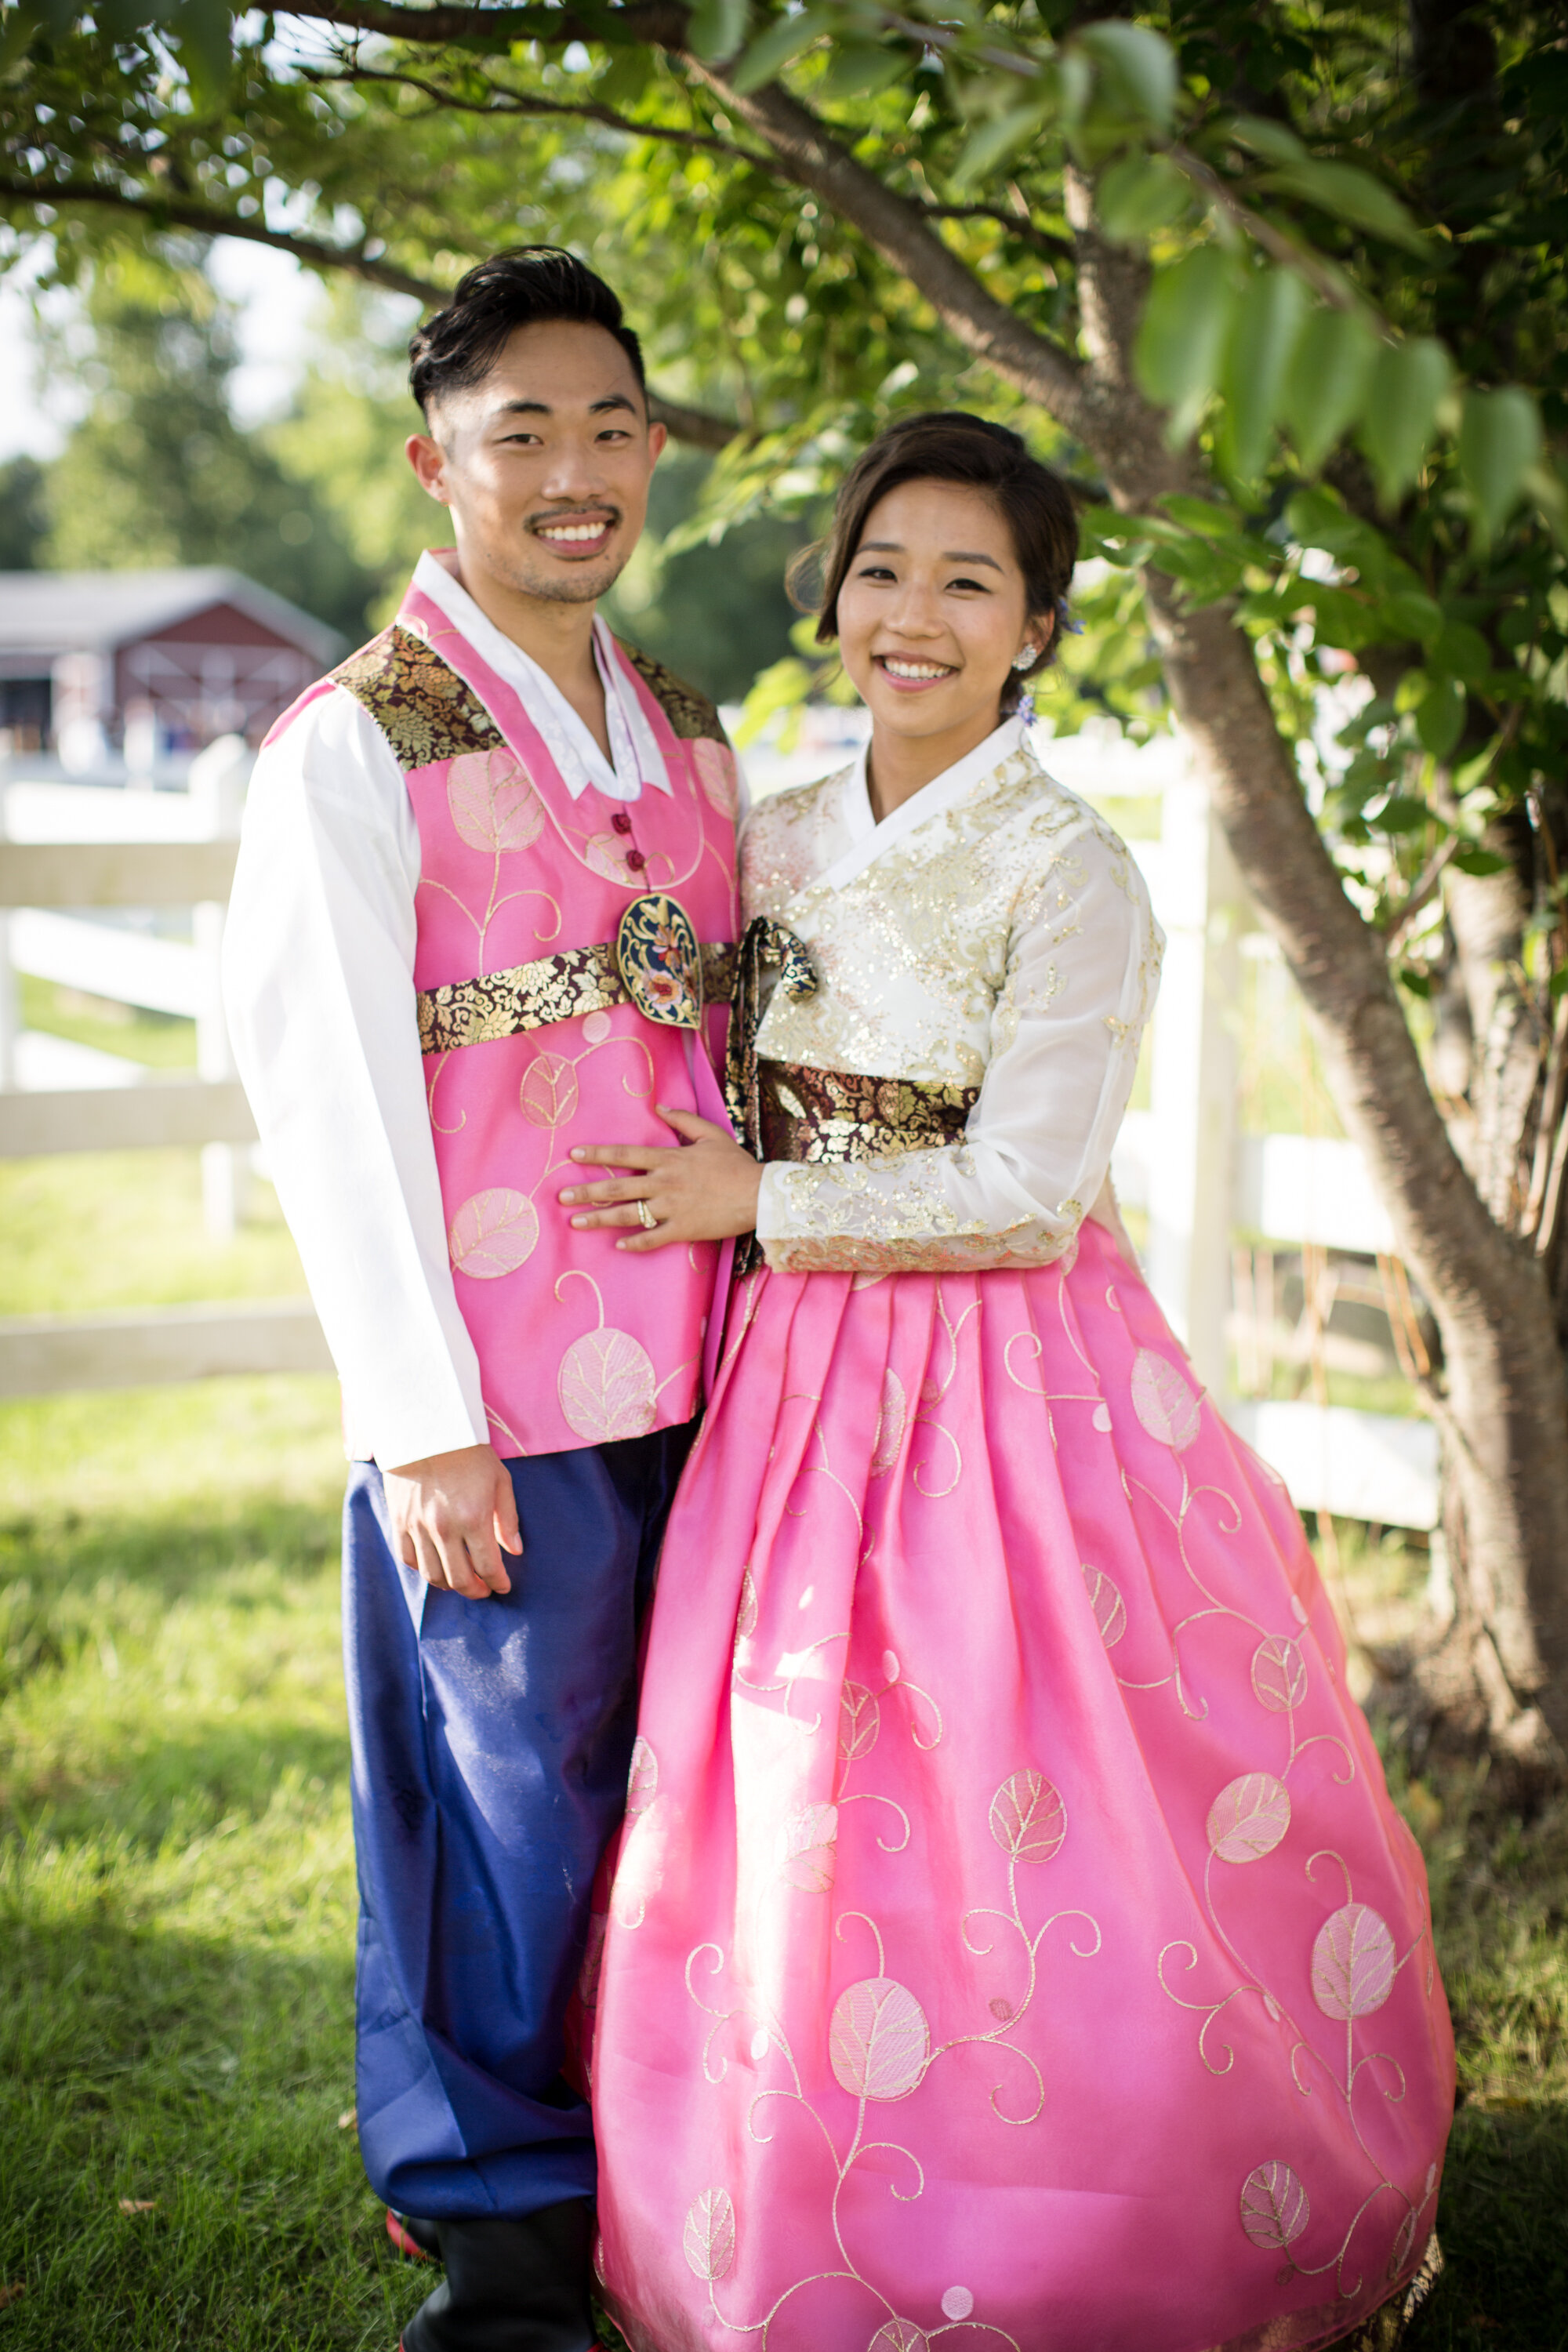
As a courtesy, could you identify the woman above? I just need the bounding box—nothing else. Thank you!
[558,412,1453,2352]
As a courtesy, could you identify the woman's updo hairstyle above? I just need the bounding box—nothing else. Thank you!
[789,410,1078,715]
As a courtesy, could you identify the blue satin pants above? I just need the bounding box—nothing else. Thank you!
[343,1425,693,2220]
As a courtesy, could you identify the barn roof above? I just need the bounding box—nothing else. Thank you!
[0,568,345,665]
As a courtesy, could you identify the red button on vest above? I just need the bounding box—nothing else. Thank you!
[612,811,633,834]
[626,848,647,872]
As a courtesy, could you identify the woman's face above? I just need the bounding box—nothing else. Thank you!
[834,478,1049,748]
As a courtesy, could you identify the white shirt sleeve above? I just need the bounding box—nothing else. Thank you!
[222,685,489,1465]
[753,827,1160,1273]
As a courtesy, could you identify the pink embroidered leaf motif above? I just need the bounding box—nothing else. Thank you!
[870,1368,906,1476]
[447,746,543,855]
[1130,1348,1202,1452]
[626,1734,658,1817]
[829,1977,930,2102]
[584,830,640,887]
[839,1681,882,1767]
[448,1188,539,1279]
[779,1801,838,1893]
[1240,2162,1309,2252]
[989,1769,1067,1866]
[682,2188,735,2282]
[1207,1773,1291,1864]
[1251,1635,1308,1714]
[691,737,739,818]
[1388,2210,1419,2281]
[736,1568,759,1639]
[1082,1564,1127,1649]
[868,2323,928,2352]
[1311,1903,1396,2021]
[558,1327,656,1443]
[519,1051,579,1128]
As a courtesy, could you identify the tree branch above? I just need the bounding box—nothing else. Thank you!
[320,58,771,165]
[681,60,1103,448]
[280,0,691,49]
[0,171,443,301]
[0,172,740,448]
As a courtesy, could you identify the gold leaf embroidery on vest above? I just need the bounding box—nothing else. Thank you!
[334,625,495,771]
[618,644,725,742]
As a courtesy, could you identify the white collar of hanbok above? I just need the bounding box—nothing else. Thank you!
[412,549,672,803]
[819,713,1030,894]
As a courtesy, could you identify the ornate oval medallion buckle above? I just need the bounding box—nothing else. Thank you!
[615,891,704,1030]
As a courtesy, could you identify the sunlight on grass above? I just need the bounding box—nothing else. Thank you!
[0,1154,1563,2346]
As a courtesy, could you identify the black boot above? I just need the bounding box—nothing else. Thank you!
[401,2200,597,2352]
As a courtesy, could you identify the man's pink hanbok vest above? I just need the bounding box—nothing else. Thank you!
[313,576,739,1458]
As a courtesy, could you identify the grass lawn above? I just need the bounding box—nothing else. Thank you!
[0,1156,1564,2347]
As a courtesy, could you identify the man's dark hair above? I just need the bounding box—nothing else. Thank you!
[409,247,647,417]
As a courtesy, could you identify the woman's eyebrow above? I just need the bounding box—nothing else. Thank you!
[856,539,1004,572]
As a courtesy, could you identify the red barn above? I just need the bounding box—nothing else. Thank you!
[0,568,344,768]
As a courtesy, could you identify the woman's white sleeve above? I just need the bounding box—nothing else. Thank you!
[222,688,489,1465]
[754,829,1162,1274]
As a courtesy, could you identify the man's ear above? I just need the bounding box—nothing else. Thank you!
[648,418,669,466]
[406,431,451,505]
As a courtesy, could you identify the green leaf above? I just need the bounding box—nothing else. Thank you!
[1416,677,1465,759]
[1095,151,1189,241]
[1258,158,1429,254]
[1432,619,1492,684]
[1220,265,1308,481]
[1399,967,1433,998]
[1452,844,1510,877]
[817,39,906,98]
[1377,794,1431,835]
[1225,113,1306,167]
[731,7,833,94]
[1161,493,1248,541]
[1076,20,1177,132]
[1359,337,1453,504]
[1381,588,1443,643]
[686,0,750,62]
[1457,386,1543,539]
[1279,306,1377,474]
[1134,244,1237,444]
[170,0,234,98]
[951,97,1053,191]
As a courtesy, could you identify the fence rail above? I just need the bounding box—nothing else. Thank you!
[0,724,1443,1530]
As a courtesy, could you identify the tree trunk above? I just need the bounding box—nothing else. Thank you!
[696,84,1568,1757]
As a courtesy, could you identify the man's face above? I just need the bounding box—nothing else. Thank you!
[407,318,666,605]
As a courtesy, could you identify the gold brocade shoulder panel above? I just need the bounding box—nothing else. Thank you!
[333,626,497,771]
[618,644,727,743]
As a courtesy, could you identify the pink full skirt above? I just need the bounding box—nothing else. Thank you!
[586,1223,1454,2352]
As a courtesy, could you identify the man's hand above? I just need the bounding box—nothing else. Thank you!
[382,1443,521,1599]
[559,1107,762,1250]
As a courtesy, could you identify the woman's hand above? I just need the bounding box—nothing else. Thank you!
[559,1107,762,1250]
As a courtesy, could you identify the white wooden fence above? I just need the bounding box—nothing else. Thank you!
[0,739,331,1396]
[0,722,1439,1530]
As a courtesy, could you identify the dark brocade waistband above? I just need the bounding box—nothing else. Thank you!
[756,1056,978,1167]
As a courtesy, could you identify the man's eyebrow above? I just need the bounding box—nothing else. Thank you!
[856,539,1004,572]
[486,392,641,422]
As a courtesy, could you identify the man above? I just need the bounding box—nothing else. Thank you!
[224,248,743,2352]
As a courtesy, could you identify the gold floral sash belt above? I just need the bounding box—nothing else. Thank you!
[755,1059,979,1167]
[417,891,737,1054]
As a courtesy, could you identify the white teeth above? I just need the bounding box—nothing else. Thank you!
[539,523,609,543]
[882,659,951,680]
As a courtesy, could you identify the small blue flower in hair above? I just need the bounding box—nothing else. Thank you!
[1057,595,1084,635]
